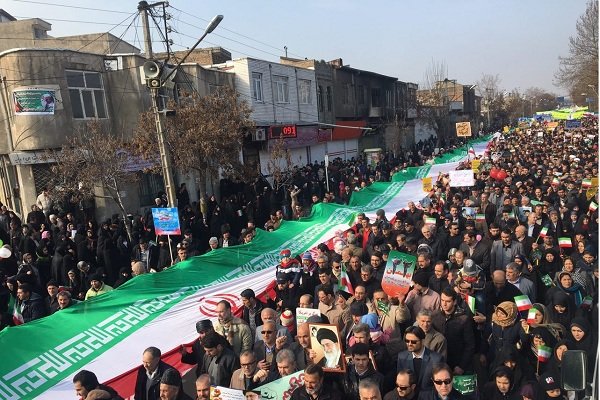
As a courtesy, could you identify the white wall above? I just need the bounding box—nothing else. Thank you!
[231,58,318,125]
[309,143,326,164]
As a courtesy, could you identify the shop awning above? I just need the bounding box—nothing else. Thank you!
[332,120,366,140]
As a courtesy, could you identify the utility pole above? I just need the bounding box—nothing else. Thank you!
[138,1,153,59]
[139,1,177,207]
[138,2,223,208]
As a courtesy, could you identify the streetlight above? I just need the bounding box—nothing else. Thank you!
[143,11,224,207]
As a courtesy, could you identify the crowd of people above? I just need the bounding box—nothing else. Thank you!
[0,116,598,400]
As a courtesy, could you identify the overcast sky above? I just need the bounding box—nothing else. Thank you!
[4,0,590,96]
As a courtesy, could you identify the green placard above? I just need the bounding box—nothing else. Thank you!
[453,374,477,395]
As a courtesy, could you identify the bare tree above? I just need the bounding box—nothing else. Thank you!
[417,59,450,142]
[47,120,136,239]
[555,1,598,92]
[476,74,503,129]
[265,138,294,192]
[133,87,255,195]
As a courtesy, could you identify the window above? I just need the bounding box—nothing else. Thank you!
[342,84,351,105]
[299,79,311,104]
[357,85,365,105]
[137,173,165,206]
[273,75,289,103]
[66,70,108,119]
[317,85,324,112]
[371,88,381,107]
[386,90,393,108]
[251,72,263,102]
[326,87,332,111]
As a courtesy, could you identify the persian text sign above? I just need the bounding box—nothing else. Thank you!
[258,370,305,400]
[13,88,56,115]
[448,170,475,187]
[151,208,181,236]
[455,121,472,137]
[381,250,416,297]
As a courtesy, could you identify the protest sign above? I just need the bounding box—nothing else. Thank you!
[381,250,416,298]
[456,122,472,137]
[448,170,475,187]
[152,208,181,236]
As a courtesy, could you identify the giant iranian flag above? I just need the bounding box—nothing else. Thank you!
[0,137,492,399]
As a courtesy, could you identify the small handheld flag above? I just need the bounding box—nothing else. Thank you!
[589,201,598,212]
[537,345,552,362]
[475,214,485,222]
[582,179,592,189]
[514,295,533,311]
[538,227,549,238]
[466,295,476,314]
[425,217,436,225]
[527,308,538,324]
[338,265,354,295]
[558,237,572,248]
[12,302,23,326]
[581,296,593,308]
[551,177,560,187]
[468,146,476,159]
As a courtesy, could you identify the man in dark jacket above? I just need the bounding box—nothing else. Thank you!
[483,270,523,316]
[72,369,123,400]
[396,326,444,396]
[198,331,240,387]
[343,343,384,399]
[291,364,342,400]
[180,320,215,377]
[134,347,176,400]
[16,283,46,323]
[240,288,267,335]
[431,287,475,376]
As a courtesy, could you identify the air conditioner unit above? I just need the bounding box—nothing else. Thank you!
[253,128,266,141]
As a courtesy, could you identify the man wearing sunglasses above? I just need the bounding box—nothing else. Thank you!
[430,363,464,400]
[396,326,443,396]
[383,369,416,400]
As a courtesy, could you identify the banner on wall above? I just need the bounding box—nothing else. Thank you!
[13,87,57,115]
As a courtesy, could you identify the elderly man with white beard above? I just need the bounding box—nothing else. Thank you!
[312,327,343,369]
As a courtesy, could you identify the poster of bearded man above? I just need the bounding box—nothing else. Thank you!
[308,323,346,373]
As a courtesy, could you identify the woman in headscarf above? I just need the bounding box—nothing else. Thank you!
[539,249,561,279]
[538,248,562,301]
[567,318,597,383]
[481,366,520,400]
[545,339,573,379]
[519,303,565,342]
[515,254,539,299]
[546,272,586,307]
[488,301,521,361]
[520,326,557,376]
[555,257,593,296]
[546,291,576,334]
[490,345,534,389]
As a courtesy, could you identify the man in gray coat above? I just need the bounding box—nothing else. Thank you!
[490,228,523,272]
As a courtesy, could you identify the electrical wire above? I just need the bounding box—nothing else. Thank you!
[170,5,304,59]
[11,0,131,14]
[12,16,133,26]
